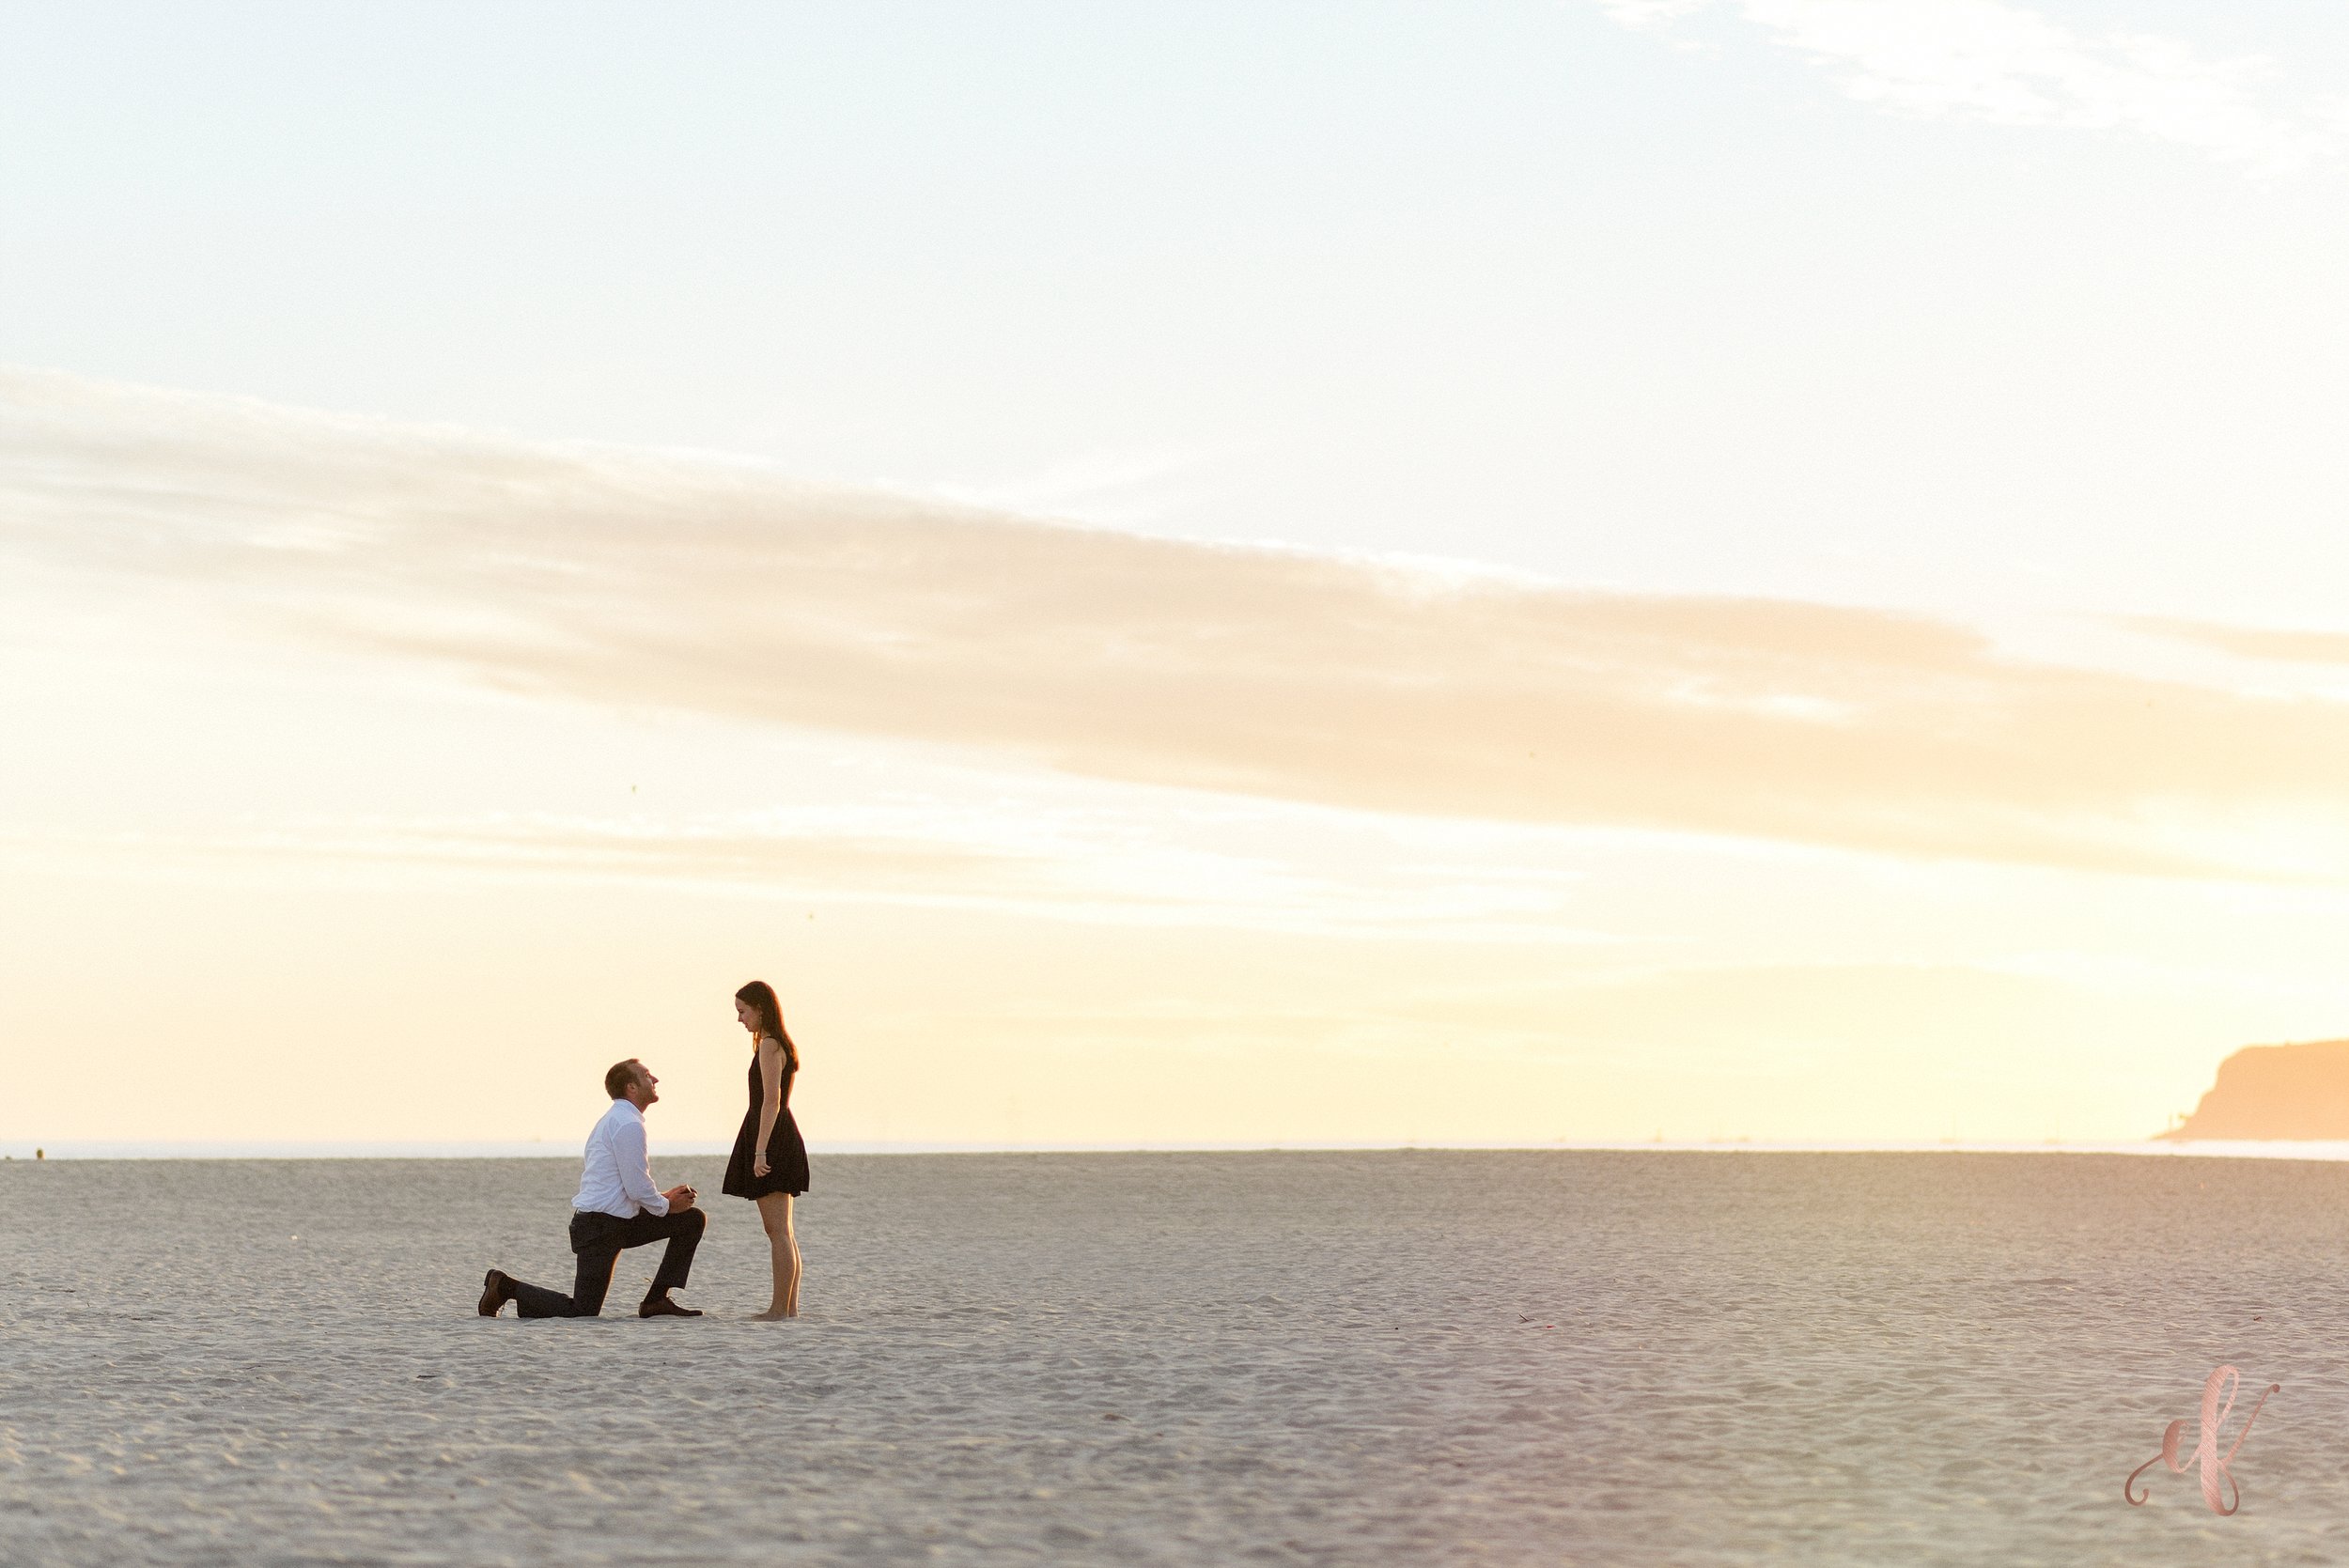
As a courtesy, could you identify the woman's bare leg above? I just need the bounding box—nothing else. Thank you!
[784,1200,801,1316]
[753,1192,800,1319]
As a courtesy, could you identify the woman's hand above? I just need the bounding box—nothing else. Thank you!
[753,1152,770,1178]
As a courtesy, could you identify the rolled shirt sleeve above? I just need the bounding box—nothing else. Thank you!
[614,1115,669,1217]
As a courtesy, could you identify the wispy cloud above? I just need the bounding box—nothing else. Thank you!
[1594,0,1709,29]
[920,445,1220,536]
[12,368,2349,879]
[0,802,1599,942]
[1597,0,2333,173]
[2128,616,2349,667]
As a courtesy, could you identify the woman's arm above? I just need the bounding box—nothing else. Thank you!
[753,1035,784,1172]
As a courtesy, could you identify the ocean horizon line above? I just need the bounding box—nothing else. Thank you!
[8,1137,2349,1162]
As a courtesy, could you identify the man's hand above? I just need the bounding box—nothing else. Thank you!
[664,1184,697,1213]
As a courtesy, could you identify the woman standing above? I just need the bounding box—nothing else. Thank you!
[721,979,808,1318]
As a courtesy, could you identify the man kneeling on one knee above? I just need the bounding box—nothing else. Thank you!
[479,1059,706,1319]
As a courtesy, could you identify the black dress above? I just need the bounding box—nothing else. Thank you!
[723,1035,809,1199]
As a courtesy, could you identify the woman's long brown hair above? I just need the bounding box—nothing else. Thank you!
[736,979,797,1068]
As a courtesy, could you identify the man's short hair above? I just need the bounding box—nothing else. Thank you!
[604,1059,644,1100]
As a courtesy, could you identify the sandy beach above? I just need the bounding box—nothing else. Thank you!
[6,1149,2349,1564]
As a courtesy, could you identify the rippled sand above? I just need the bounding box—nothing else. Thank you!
[4,1151,2347,1564]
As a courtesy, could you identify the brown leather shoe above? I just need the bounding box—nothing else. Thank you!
[478,1268,511,1317]
[638,1293,702,1318]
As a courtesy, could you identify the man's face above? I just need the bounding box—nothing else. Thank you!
[629,1064,661,1110]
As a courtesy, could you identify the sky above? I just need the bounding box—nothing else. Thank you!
[10,1,2349,1148]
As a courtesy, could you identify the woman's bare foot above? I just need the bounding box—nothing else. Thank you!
[751,1307,789,1321]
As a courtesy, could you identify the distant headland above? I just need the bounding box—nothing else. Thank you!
[2160,1039,2349,1141]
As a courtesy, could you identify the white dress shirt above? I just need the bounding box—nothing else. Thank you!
[573,1099,670,1219]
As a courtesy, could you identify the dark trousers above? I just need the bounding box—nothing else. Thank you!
[507,1207,707,1318]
